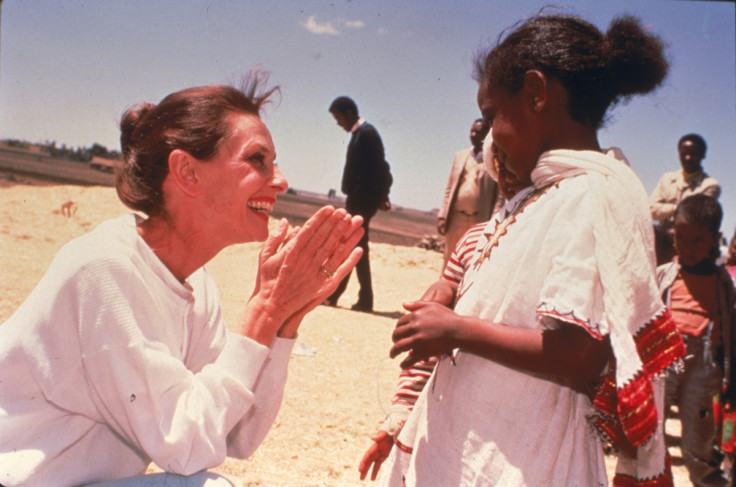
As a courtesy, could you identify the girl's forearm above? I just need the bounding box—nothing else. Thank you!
[453,316,610,380]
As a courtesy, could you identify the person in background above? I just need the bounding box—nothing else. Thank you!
[725,228,736,283]
[378,13,685,486]
[436,119,503,267]
[654,219,676,266]
[324,96,393,313]
[658,194,736,487]
[650,133,720,225]
[358,137,530,482]
[0,74,364,487]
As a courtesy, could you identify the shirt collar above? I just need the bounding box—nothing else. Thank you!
[682,168,703,180]
[350,117,366,133]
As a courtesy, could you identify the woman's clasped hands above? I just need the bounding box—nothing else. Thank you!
[241,206,364,344]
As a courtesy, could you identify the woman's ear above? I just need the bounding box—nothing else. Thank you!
[168,149,202,197]
[523,70,548,113]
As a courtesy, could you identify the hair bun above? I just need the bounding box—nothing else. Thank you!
[605,15,669,98]
[119,102,155,159]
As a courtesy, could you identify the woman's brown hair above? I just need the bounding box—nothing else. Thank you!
[117,71,279,215]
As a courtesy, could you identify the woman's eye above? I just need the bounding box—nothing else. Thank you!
[248,154,266,167]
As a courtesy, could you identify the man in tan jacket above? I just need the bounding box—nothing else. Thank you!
[437,119,502,266]
[650,133,720,225]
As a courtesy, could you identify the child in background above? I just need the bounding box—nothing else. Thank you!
[654,220,676,266]
[657,194,736,487]
[725,227,736,283]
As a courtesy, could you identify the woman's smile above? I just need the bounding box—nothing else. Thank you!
[247,197,276,222]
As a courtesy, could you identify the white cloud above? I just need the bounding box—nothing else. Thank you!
[300,15,366,35]
[301,15,339,35]
[344,20,365,29]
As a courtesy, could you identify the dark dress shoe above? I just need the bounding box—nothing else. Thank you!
[350,302,373,313]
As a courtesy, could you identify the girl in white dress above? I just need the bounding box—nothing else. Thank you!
[380,14,684,487]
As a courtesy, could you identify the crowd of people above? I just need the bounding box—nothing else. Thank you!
[0,9,734,487]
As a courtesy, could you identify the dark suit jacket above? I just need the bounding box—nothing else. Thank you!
[341,121,392,216]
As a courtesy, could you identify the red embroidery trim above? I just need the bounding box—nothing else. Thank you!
[633,309,686,377]
[394,438,414,455]
[592,310,685,448]
[612,453,674,486]
[617,373,657,446]
[537,307,603,340]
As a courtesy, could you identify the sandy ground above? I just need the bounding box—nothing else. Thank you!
[0,176,692,486]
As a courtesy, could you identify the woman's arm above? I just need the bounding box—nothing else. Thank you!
[76,264,276,475]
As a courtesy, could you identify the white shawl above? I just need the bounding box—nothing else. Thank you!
[533,148,663,388]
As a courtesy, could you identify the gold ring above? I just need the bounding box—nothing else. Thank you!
[319,267,334,279]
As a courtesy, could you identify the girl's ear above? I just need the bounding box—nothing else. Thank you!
[168,149,202,197]
[523,70,548,113]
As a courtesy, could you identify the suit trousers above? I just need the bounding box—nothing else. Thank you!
[329,203,376,308]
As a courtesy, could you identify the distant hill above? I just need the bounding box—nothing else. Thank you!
[0,145,438,247]
[0,144,115,186]
[272,191,437,247]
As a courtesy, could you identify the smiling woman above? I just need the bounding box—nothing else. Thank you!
[0,72,365,486]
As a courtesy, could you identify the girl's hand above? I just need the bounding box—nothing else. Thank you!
[419,279,457,307]
[358,430,394,481]
[390,300,461,368]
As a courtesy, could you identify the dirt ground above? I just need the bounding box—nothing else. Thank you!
[0,176,693,486]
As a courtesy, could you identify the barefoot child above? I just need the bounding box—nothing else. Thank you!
[658,194,736,486]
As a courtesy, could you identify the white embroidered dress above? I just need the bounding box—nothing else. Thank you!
[379,149,667,486]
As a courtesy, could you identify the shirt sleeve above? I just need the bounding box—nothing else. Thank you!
[439,152,462,221]
[649,175,675,223]
[702,180,721,199]
[381,356,439,437]
[226,335,294,458]
[536,183,605,339]
[73,259,287,475]
[443,222,486,282]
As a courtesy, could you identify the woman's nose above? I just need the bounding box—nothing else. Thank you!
[271,165,288,194]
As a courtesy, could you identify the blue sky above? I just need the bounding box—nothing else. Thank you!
[1,0,734,235]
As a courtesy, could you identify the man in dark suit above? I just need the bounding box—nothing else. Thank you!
[325,96,392,312]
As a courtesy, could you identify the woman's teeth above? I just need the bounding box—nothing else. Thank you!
[248,200,274,213]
